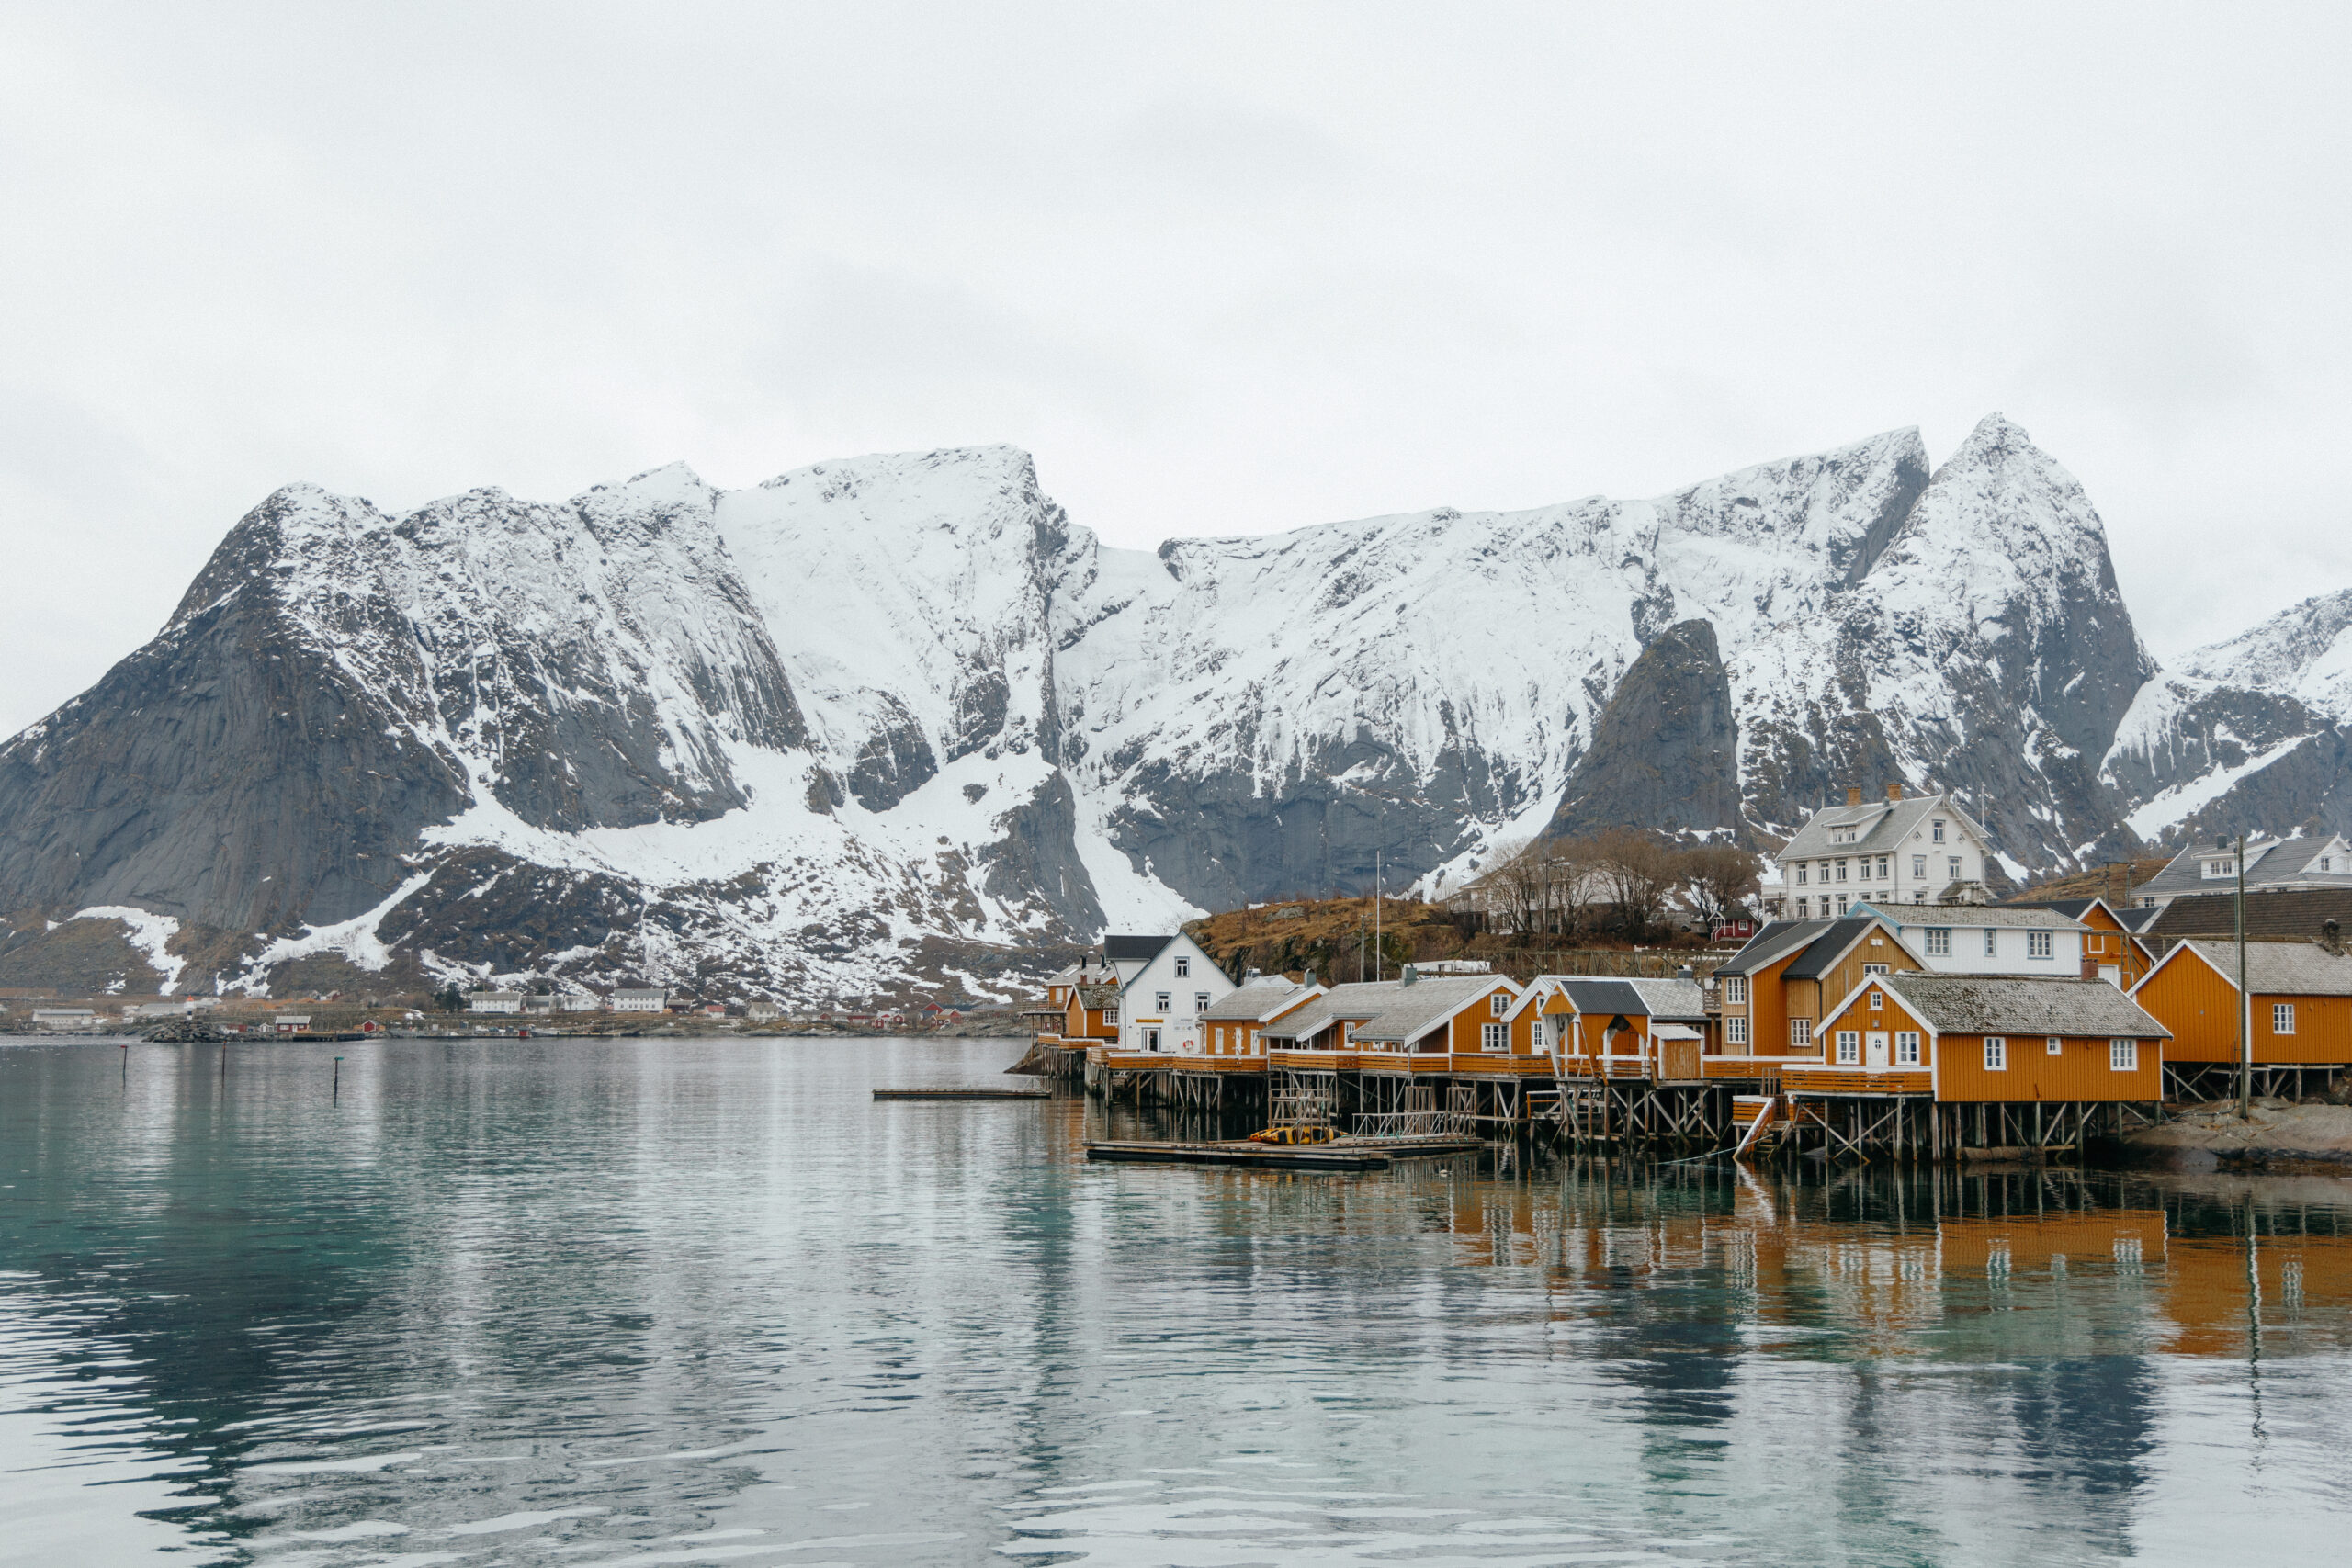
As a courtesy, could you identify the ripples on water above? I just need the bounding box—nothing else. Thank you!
[0,1037,2346,1565]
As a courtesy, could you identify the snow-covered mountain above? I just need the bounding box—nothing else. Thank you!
[0,413,2338,1003]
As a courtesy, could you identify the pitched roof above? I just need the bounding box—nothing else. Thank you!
[1863,902,2084,931]
[2168,939,2352,997]
[1717,920,1833,976]
[1074,984,1121,1008]
[2116,906,2161,931]
[1262,975,1504,1044]
[1626,977,1709,1020]
[1559,979,1649,1018]
[1778,791,1984,863]
[1102,934,1172,962]
[2148,887,2352,943]
[1040,964,1085,989]
[1874,974,2169,1038]
[1785,919,1883,980]
[1200,979,1320,1022]
[2136,835,2352,901]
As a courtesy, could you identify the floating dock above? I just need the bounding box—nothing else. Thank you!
[1083,1136,1482,1170]
[873,1087,1051,1100]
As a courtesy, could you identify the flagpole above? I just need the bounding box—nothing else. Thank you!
[2237,832,2251,1121]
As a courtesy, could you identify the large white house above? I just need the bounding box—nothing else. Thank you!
[1853,901,2095,980]
[612,988,669,1013]
[1774,785,1996,918]
[1110,933,1238,1055]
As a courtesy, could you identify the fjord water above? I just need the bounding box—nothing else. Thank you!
[1,1041,2347,1566]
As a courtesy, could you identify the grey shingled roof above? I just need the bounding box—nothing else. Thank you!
[1879,974,2169,1038]
[1626,977,1709,1021]
[1785,919,1881,980]
[1263,975,1503,1045]
[1102,934,1173,962]
[1200,979,1319,1022]
[1074,984,1121,1009]
[2171,939,2352,997]
[2150,888,2352,943]
[1559,979,1649,1018]
[1865,903,2083,931]
[1717,920,1831,976]
[1779,791,1984,863]
[2137,836,2352,902]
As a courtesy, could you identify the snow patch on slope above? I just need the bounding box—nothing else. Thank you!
[70,907,185,993]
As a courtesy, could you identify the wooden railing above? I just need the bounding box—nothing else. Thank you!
[1782,1066,1932,1095]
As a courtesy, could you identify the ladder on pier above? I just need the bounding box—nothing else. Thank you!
[1731,1093,1785,1157]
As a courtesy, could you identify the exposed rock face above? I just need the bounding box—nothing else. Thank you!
[0,416,2334,1003]
[1546,619,1740,840]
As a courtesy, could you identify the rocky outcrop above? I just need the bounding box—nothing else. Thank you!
[1546,619,1740,840]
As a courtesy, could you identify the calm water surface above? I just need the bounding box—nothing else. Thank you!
[0,1036,2347,1566]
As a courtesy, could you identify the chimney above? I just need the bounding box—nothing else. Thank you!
[1846,787,1862,807]
[2324,920,2344,957]
[1401,964,1419,986]
[1886,783,1903,802]
[1676,964,1695,981]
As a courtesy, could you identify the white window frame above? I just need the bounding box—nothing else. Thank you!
[1724,975,1748,1004]
[1156,992,1170,1011]
[1796,863,1809,885]
[1925,928,1951,956]
[1795,897,1809,919]
[1790,1018,1812,1049]
[1104,1007,1118,1025]
[1489,992,1509,1017]
[1481,1021,1506,1052]
[1932,819,1946,843]
[1194,992,1210,1013]
[1726,1016,1750,1046]
[2028,930,2053,960]
[1869,990,1885,1010]
[1836,1030,1860,1065]
[1863,963,1889,976]
[1984,928,1997,957]
[1836,894,1849,915]
[1984,1036,2007,1070]
[1895,1031,1920,1066]
[1837,860,1849,883]
[1878,856,1891,880]
[1174,956,1190,977]
[2047,1035,2064,1055]
[2274,1003,2296,1034]
[1912,855,1927,878]
[2109,1038,2138,1071]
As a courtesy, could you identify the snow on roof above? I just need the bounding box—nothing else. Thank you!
[1871,974,2168,1038]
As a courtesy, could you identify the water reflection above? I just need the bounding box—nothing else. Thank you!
[0,1038,2345,1565]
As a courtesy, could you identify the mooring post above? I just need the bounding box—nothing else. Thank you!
[333,1055,342,1103]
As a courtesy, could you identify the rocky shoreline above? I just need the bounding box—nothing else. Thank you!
[2123,1099,2352,1170]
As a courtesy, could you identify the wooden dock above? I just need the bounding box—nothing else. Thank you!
[1083,1136,1482,1170]
[873,1087,1051,1100]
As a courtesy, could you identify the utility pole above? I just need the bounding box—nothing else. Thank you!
[2237,832,2252,1121]
[1374,843,1383,982]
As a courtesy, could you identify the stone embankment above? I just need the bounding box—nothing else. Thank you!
[2125,1095,2352,1169]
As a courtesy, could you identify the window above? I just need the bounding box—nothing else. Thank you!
[1726,1016,1750,1046]
[1481,1022,1506,1052]
[1724,976,1748,1004]
[1250,1029,1261,1051]
[1817,861,1829,884]
[1156,992,1170,1011]
[1837,860,1849,883]
[1932,819,1946,843]
[1174,956,1190,977]
[1912,855,1927,879]
[1869,990,1885,1010]
[2204,859,2233,878]
[1836,894,1849,915]
[1194,992,1210,1013]
[1913,890,1927,903]
[1984,1036,2007,1070]
[1950,856,1963,882]
[2048,1035,2064,1055]
[2110,1038,2138,1071]
[2275,1003,2297,1034]
[1795,897,1810,918]
[1790,1019,1813,1049]
[1489,992,1509,1016]
[1797,863,1809,885]
[1863,963,1889,976]
[1925,928,1951,956]
[1877,856,1891,880]
[2323,857,2335,873]
[2028,930,2052,960]
[1837,1031,1860,1065]
[1213,1027,1225,1050]
[1984,929,1998,957]
[1896,1032,1921,1065]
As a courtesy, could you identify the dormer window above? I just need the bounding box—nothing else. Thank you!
[2203,859,2233,878]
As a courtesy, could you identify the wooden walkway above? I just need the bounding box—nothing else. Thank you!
[1084,1136,1483,1170]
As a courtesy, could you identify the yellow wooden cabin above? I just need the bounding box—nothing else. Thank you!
[1514,975,1713,1080]
[1795,972,2167,1103]
[1196,977,1325,1064]
[2130,937,2352,1095]
[1713,916,1927,1063]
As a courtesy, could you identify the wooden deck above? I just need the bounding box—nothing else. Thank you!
[1083,1136,1485,1170]
[873,1087,1051,1100]
[1783,1067,1934,1096]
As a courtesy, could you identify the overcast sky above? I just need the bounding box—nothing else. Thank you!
[3,2,2346,735]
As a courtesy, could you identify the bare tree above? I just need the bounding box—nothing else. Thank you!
[1591,829,1680,942]
[1682,843,1764,931]
[1481,839,1547,940]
